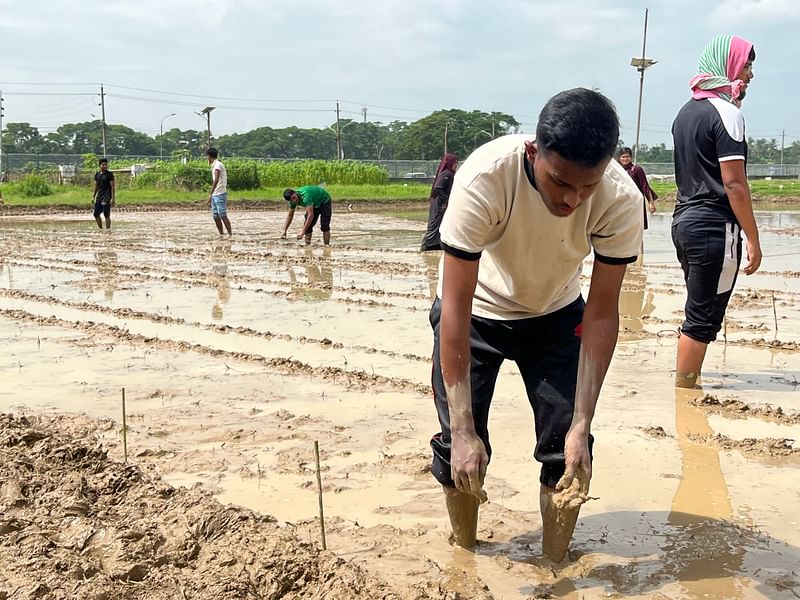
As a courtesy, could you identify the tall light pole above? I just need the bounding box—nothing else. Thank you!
[159,112,176,161]
[630,8,657,164]
[473,130,492,149]
[198,106,215,148]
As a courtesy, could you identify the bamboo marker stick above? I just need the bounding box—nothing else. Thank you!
[314,440,327,550]
[772,293,778,339]
[122,387,128,464]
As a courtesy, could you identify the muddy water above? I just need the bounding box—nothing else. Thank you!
[1,208,799,598]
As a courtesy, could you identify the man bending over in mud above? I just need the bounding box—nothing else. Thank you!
[428,88,643,561]
[281,185,332,245]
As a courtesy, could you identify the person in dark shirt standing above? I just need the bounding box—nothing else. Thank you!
[92,158,115,229]
[420,153,458,251]
[671,35,761,389]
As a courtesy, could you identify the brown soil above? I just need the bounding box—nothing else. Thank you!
[0,413,487,600]
[692,394,800,425]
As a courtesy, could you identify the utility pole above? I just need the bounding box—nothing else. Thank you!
[99,84,107,158]
[630,8,657,164]
[200,106,215,147]
[361,106,367,123]
[444,121,449,155]
[780,129,785,169]
[335,100,342,160]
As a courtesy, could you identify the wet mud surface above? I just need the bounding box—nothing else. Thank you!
[1,209,799,598]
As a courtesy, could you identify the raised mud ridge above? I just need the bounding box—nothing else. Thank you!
[0,413,487,600]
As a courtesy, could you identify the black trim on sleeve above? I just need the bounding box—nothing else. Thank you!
[595,252,637,265]
[441,241,482,261]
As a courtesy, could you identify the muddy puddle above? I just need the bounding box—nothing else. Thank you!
[1,208,799,599]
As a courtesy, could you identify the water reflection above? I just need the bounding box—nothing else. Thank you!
[289,246,333,301]
[667,385,742,599]
[94,250,118,301]
[421,251,441,301]
[619,265,655,333]
[210,240,231,320]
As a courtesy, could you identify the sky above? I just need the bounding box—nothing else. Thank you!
[1,0,799,149]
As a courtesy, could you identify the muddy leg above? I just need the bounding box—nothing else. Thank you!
[213,217,224,235]
[221,216,232,235]
[675,333,707,388]
[540,469,590,562]
[304,232,312,246]
[95,215,103,229]
[323,230,330,245]
[443,486,480,549]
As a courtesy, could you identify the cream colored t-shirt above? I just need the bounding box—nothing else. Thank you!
[211,159,228,195]
[437,134,643,320]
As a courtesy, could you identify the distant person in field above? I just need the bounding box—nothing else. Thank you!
[92,158,115,229]
[671,35,760,389]
[420,153,458,251]
[206,148,231,236]
[617,147,658,230]
[281,185,332,245]
[428,88,642,562]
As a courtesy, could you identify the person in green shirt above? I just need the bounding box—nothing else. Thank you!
[281,185,333,245]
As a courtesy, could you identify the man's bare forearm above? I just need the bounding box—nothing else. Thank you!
[727,181,759,241]
[571,303,619,435]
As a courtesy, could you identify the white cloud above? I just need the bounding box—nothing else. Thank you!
[710,0,800,25]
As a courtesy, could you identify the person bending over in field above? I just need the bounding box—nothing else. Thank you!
[281,185,332,245]
[428,88,642,562]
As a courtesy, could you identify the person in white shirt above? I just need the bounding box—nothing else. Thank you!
[206,148,231,236]
[429,88,642,561]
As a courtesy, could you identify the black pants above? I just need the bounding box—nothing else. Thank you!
[429,296,592,489]
[672,219,741,343]
[308,201,332,233]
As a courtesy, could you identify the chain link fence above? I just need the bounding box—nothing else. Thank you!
[1,154,798,184]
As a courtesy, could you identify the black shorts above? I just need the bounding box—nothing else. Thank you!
[672,219,741,343]
[429,296,592,489]
[308,201,332,233]
[93,199,111,218]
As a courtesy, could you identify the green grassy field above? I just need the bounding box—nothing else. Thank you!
[1,178,798,208]
[651,178,800,200]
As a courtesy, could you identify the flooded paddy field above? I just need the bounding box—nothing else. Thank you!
[1,207,798,599]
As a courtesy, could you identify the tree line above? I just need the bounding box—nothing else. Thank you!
[2,110,798,164]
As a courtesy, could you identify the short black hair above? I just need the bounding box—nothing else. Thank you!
[283,188,296,202]
[99,158,108,165]
[749,46,756,61]
[206,148,219,159]
[536,88,620,168]
[618,147,633,157]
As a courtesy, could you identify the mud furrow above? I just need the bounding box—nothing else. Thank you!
[0,289,431,364]
[0,307,432,396]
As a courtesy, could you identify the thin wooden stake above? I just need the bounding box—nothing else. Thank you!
[122,387,128,464]
[723,315,727,345]
[772,293,778,340]
[314,440,327,550]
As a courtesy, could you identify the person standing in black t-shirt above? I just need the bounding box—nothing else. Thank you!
[671,35,761,389]
[92,157,116,229]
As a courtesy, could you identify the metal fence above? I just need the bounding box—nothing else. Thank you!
[1,154,798,181]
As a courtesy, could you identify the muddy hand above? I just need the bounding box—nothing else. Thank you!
[450,430,489,503]
[553,467,591,510]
